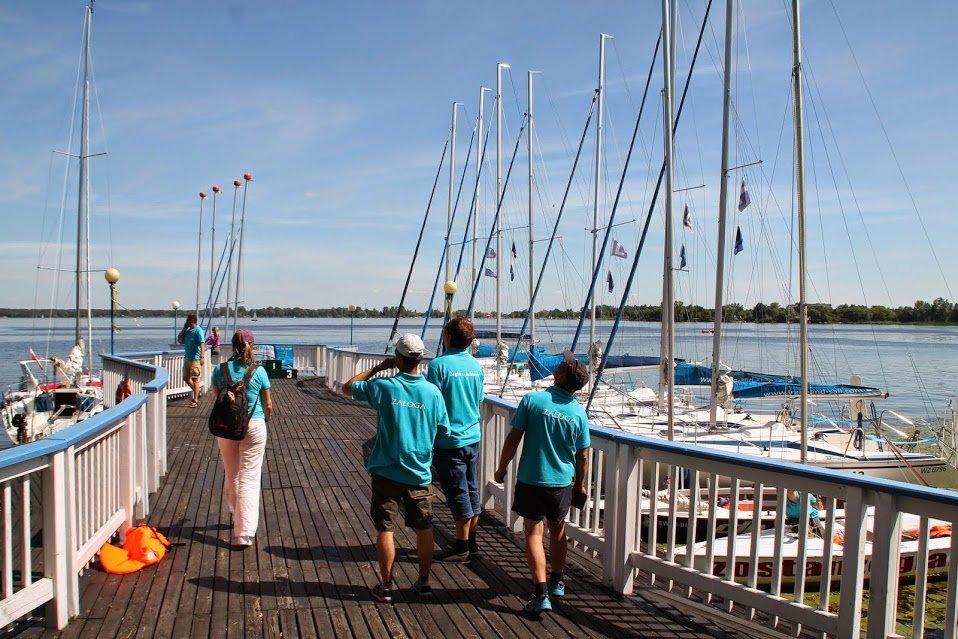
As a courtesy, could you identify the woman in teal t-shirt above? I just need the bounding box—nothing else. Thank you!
[211,329,273,549]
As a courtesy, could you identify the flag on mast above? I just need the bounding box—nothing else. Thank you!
[484,267,498,278]
[679,244,687,269]
[683,204,693,231]
[509,264,514,281]
[606,270,614,293]
[485,247,497,259]
[737,179,751,211]
[734,226,744,255]
[610,239,628,259]
[511,241,517,259]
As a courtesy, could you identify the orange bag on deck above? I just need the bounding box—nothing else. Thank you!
[100,524,171,575]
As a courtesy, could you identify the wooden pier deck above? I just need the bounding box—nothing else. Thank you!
[15,379,739,638]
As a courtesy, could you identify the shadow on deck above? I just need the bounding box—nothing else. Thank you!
[13,379,740,639]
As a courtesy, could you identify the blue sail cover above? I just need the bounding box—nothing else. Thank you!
[529,351,590,381]
[602,355,662,369]
[673,362,885,399]
[474,344,542,361]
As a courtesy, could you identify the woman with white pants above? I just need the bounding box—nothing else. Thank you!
[212,328,273,548]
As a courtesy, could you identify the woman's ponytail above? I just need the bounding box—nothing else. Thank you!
[241,342,254,367]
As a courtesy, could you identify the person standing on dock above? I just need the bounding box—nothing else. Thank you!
[206,326,222,364]
[211,329,273,548]
[181,313,205,407]
[342,333,450,603]
[426,316,485,562]
[494,351,591,615]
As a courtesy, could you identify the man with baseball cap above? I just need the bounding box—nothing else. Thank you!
[342,333,450,603]
[494,351,591,614]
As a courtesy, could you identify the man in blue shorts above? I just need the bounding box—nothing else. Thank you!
[342,333,450,603]
[426,316,485,562]
[181,313,205,407]
[494,351,591,614]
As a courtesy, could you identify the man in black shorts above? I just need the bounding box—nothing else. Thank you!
[494,351,591,614]
[343,333,450,602]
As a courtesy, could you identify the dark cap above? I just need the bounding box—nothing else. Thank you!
[556,350,589,391]
[232,329,255,350]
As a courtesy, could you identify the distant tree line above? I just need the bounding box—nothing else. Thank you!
[3,298,957,324]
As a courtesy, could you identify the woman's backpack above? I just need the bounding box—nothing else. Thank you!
[208,362,260,440]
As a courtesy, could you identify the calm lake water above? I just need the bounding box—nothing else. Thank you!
[1,316,956,421]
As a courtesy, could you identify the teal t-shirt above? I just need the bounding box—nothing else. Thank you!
[510,386,591,487]
[786,492,820,520]
[184,325,205,361]
[211,360,271,419]
[426,347,485,449]
[351,373,450,486]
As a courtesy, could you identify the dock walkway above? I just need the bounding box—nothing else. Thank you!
[18,379,737,638]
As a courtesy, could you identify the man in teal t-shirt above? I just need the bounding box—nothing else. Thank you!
[426,316,485,562]
[181,314,205,407]
[495,351,591,614]
[342,333,449,603]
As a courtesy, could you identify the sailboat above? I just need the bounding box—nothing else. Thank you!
[252,310,259,322]
[1,3,105,446]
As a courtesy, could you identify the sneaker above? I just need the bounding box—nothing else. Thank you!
[435,546,470,563]
[548,577,565,598]
[523,595,552,614]
[371,582,393,603]
[413,576,433,599]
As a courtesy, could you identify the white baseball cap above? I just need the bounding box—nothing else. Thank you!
[394,333,425,358]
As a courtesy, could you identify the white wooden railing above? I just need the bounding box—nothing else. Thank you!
[323,345,958,639]
[0,354,169,630]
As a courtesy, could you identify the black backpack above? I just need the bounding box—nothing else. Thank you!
[208,362,261,440]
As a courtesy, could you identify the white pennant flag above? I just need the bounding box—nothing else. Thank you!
[610,239,628,259]
[683,205,693,231]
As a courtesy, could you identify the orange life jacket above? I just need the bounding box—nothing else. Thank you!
[100,524,170,575]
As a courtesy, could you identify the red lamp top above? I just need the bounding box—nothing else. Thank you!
[212,184,221,193]
[199,192,207,199]
[233,179,242,188]
[243,172,253,182]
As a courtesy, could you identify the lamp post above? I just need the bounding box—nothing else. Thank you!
[348,304,357,346]
[172,300,180,343]
[104,267,120,355]
[442,280,457,354]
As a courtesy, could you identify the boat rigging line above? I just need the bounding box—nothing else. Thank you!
[497,95,598,396]
[586,0,715,412]
[384,139,448,352]
[464,115,528,318]
[570,29,663,353]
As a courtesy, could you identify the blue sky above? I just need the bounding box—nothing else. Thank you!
[1,1,955,313]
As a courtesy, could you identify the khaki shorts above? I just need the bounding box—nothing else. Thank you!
[370,474,433,532]
[183,360,202,383]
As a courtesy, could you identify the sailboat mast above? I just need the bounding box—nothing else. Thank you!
[75,4,93,355]
[590,35,610,352]
[472,88,489,322]
[527,71,537,346]
[496,62,509,376]
[659,0,677,439]
[196,193,205,314]
[446,102,460,286]
[233,173,252,333]
[792,0,810,462]
[224,180,240,331]
[210,185,219,297]
[708,0,734,430]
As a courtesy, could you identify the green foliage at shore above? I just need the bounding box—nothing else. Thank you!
[3,297,957,324]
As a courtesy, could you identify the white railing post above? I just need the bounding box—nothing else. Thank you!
[118,414,134,534]
[609,442,640,594]
[145,391,159,491]
[866,492,902,637]
[42,451,69,629]
[135,405,149,519]
[836,487,867,639]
